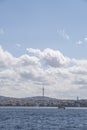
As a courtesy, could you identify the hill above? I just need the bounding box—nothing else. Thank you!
[0,96,87,107]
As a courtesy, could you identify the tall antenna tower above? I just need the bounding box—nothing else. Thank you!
[77,96,79,101]
[42,83,44,97]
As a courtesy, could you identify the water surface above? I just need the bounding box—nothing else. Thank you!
[0,107,87,130]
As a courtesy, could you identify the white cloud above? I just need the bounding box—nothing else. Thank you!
[84,37,87,42]
[76,40,83,45]
[57,29,70,40]
[76,37,87,45]
[27,48,71,67]
[16,43,21,47]
[0,47,87,99]
[0,46,18,69]
[26,48,41,56]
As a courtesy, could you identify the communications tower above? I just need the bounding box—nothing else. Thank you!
[42,83,44,97]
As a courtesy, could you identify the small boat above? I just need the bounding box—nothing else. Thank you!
[58,106,65,109]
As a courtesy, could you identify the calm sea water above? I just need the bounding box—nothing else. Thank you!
[0,107,87,130]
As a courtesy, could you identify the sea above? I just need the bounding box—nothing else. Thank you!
[0,107,87,130]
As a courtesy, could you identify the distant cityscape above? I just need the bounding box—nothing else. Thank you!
[0,87,87,107]
[0,95,87,107]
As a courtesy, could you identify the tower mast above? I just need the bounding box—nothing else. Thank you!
[42,83,44,97]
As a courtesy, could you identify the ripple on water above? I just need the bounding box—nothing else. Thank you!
[0,107,87,130]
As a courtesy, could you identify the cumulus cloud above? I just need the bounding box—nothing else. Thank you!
[27,48,70,67]
[76,37,87,45]
[57,29,70,40]
[0,47,87,98]
[0,46,17,69]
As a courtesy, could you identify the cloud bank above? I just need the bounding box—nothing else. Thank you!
[0,46,87,99]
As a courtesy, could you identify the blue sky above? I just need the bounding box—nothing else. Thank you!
[0,0,87,58]
[0,0,87,98]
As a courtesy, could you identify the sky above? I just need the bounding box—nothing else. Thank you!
[0,0,87,99]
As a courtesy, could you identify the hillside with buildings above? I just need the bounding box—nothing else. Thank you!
[0,96,87,107]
